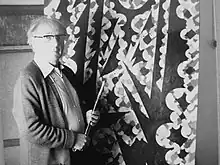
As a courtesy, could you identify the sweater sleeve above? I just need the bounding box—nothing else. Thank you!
[12,72,76,149]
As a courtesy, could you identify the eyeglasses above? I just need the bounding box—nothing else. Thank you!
[33,34,67,41]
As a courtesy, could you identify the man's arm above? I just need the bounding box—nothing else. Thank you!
[12,73,75,149]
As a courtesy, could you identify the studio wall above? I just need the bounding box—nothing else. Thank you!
[0,51,34,165]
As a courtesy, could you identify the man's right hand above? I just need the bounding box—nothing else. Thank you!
[72,133,90,151]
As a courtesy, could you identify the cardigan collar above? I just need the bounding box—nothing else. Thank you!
[34,56,64,78]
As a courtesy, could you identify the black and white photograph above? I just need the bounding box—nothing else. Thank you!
[0,0,219,165]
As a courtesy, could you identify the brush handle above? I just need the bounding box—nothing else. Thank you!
[84,81,105,135]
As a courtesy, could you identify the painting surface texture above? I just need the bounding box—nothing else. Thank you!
[44,0,199,164]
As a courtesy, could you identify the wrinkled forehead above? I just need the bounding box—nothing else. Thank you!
[31,19,66,36]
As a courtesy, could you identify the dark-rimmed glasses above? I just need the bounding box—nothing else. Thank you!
[33,34,67,41]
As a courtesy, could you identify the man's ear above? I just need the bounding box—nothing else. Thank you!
[29,38,40,52]
[27,37,34,49]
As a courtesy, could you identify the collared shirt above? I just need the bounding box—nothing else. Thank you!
[34,57,85,132]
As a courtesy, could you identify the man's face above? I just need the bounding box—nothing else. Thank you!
[31,22,66,65]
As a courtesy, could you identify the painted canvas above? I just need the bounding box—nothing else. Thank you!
[44,0,199,164]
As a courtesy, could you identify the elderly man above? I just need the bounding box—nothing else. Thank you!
[12,16,100,165]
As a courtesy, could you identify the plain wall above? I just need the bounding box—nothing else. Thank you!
[0,105,5,165]
[0,0,43,5]
[0,51,33,165]
[216,0,220,162]
[195,0,218,165]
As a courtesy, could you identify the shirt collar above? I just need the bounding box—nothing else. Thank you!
[34,56,64,78]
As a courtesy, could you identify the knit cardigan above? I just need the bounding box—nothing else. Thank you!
[12,61,87,165]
